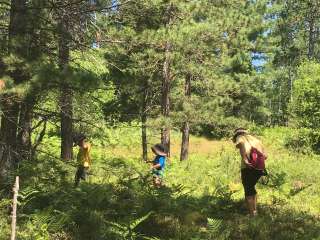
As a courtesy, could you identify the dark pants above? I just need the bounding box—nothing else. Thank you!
[241,168,263,197]
[75,166,89,187]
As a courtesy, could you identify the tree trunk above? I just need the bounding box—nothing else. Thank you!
[0,98,19,184]
[17,101,33,161]
[308,17,315,59]
[141,113,148,162]
[180,122,190,161]
[141,87,148,161]
[10,176,19,240]
[8,0,27,55]
[161,3,173,156]
[58,17,73,160]
[0,0,27,184]
[161,40,171,156]
[60,85,73,160]
[180,74,191,161]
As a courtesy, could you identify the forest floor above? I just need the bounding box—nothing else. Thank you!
[1,127,320,239]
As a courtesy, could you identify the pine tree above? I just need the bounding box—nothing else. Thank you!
[56,1,73,161]
[103,0,165,161]
[0,0,29,183]
[266,0,320,124]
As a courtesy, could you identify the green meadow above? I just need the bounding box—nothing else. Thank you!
[1,127,319,240]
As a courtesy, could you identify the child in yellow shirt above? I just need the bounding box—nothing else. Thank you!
[73,134,91,187]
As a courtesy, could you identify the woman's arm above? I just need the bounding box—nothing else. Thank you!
[262,145,268,159]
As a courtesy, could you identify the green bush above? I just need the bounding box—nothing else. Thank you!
[290,61,320,129]
[284,128,320,154]
[191,117,252,139]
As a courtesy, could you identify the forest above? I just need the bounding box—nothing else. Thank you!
[0,0,320,239]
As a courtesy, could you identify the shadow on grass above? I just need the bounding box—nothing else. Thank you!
[136,186,320,240]
[16,156,320,240]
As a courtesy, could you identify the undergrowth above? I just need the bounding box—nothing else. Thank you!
[0,127,320,239]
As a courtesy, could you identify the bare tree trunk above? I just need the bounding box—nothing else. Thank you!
[8,0,27,53]
[141,113,148,162]
[161,40,171,156]
[58,17,73,160]
[17,101,33,161]
[161,3,174,156]
[0,98,19,184]
[0,0,27,184]
[141,87,148,161]
[60,86,73,160]
[180,122,190,161]
[180,74,191,161]
[10,176,19,240]
[308,17,315,59]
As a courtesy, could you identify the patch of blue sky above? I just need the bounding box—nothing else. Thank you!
[252,52,267,72]
[112,0,118,11]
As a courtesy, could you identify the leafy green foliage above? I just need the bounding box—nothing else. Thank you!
[106,211,154,240]
[291,61,320,129]
[1,1,320,240]
[284,61,320,153]
[1,128,319,239]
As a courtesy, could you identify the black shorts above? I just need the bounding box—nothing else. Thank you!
[241,168,263,197]
[75,166,88,182]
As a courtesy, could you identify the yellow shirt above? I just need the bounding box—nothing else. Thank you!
[235,135,264,169]
[77,143,91,167]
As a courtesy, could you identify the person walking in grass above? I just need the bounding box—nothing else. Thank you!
[73,134,92,187]
[150,143,167,188]
[233,128,267,217]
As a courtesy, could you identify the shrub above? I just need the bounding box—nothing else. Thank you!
[290,61,320,129]
[191,117,252,139]
[284,128,320,154]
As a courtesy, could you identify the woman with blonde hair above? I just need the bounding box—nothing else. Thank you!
[233,128,267,216]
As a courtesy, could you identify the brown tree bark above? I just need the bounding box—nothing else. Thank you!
[0,0,27,184]
[141,87,148,161]
[161,40,171,156]
[160,3,174,156]
[8,0,27,54]
[0,98,19,183]
[180,122,190,161]
[60,85,73,160]
[180,74,191,161]
[58,16,73,160]
[141,112,148,162]
[17,101,33,161]
[308,17,315,59]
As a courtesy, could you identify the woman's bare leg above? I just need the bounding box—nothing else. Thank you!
[245,196,255,216]
[253,194,258,215]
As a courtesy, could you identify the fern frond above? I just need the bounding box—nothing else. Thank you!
[207,217,222,233]
[129,211,153,230]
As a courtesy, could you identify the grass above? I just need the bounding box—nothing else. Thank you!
[1,127,320,239]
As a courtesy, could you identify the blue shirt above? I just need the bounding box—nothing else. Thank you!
[153,155,166,170]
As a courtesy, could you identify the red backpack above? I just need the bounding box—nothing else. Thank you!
[249,147,267,170]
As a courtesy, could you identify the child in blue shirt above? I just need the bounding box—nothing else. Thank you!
[151,143,167,188]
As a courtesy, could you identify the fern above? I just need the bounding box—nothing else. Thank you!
[129,211,153,230]
[18,188,40,209]
[49,210,71,232]
[0,198,11,209]
[207,218,222,236]
[105,211,154,240]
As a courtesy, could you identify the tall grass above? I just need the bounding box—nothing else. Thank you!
[0,127,320,239]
